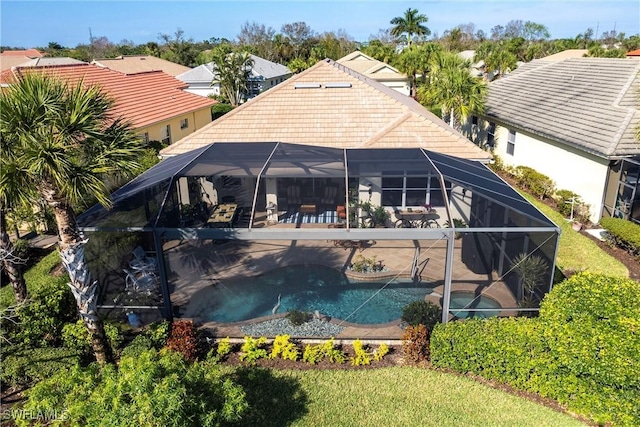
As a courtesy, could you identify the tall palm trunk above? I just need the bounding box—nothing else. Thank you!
[0,208,27,304]
[39,181,114,364]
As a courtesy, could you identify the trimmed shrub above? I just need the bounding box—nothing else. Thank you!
[600,217,640,257]
[401,324,431,364]
[18,349,248,427]
[165,319,200,361]
[431,272,640,426]
[401,300,442,330]
[286,309,311,326]
[553,189,582,218]
[513,166,555,200]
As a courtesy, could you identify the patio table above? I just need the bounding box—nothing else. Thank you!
[207,203,238,227]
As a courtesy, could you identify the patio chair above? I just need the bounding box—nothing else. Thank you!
[130,246,157,272]
[123,268,158,295]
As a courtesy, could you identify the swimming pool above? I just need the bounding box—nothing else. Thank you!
[204,264,434,324]
[448,291,501,319]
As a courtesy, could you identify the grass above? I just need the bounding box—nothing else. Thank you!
[520,192,628,278]
[229,366,587,427]
[0,250,67,309]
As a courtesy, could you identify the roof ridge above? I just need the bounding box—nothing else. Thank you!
[613,60,640,107]
[362,112,413,147]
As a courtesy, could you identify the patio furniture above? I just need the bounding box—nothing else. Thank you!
[207,203,238,227]
[300,204,317,214]
[130,246,157,273]
[123,268,158,295]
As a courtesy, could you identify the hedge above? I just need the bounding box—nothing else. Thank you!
[431,272,640,426]
[599,217,640,257]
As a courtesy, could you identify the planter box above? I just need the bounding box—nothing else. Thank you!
[344,270,396,282]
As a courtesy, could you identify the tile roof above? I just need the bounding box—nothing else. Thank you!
[176,63,216,84]
[627,49,640,57]
[337,51,407,81]
[0,49,44,57]
[161,59,490,161]
[539,49,588,61]
[484,57,640,158]
[1,64,215,129]
[0,55,33,71]
[91,55,191,77]
[248,54,291,79]
[176,55,290,84]
[17,57,86,67]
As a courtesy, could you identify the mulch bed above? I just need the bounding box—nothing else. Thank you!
[579,229,640,281]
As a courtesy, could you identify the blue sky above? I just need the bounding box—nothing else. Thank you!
[1,0,638,48]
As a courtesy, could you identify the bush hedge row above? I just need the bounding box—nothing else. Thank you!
[430,272,640,426]
[18,349,248,427]
[599,217,640,257]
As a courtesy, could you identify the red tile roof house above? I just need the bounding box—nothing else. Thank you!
[1,63,216,145]
[0,48,46,71]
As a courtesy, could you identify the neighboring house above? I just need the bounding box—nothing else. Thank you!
[337,51,410,95]
[627,49,640,58]
[1,64,216,145]
[0,48,45,71]
[92,55,191,77]
[539,49,588,61]
[176,54,292,99]
[468,57,640,224]
[458,50,484,78]
[14,57,86,67]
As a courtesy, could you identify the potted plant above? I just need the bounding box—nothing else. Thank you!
[370,205,390,227]
[512,253,549,308]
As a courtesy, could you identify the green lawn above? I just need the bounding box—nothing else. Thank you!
[521,193,628,278]
[230,366,586,427]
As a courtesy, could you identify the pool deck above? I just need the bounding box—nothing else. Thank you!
[164,238,516,340]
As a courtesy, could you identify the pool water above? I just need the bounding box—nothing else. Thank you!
[205,265,434,324]
[449,291,501,319]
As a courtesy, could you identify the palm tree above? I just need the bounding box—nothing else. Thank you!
[0,71,143,364]
[418,51,487,130]
[211,49,255,106]
[0,128,31,304]
[390,8,430,46]
[393,43,442,98]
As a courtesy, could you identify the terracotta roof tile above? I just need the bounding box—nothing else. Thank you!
[1,49,44,57]
[161,59,490,161]
[91,55,191,77]
[1,64,215,129]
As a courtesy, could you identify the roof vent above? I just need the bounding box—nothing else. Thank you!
[294,82,321,89]
[324,82,352,88]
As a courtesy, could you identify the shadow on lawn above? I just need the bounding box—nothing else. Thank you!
[228,367,308,426]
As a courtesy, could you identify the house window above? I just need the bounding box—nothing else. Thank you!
[507,129,516,155]
[180,118,188,129]
[381,174,451,207]
[161,125,171,145]
[487,122,496,148]
[143,132,149,144]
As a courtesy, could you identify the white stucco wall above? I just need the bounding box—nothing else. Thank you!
[491,123,609,223]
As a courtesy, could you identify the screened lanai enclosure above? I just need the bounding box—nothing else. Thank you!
[78,142,560,339]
